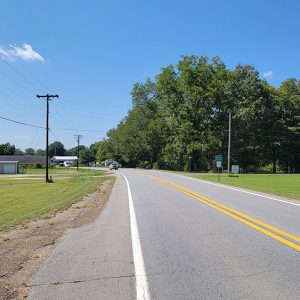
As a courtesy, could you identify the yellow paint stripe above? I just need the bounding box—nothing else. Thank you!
[150,175,300,252]
[152,176,300,243]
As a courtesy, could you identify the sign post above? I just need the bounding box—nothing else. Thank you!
[215,155,223,182]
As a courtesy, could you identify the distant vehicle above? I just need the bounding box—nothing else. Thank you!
[109,163,118,170]
[64,161,73,167]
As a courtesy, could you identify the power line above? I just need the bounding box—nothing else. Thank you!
[71,102,129,109]
[0,115,105,133]
[60,103,77,133]
[29,126,44,150]
[0,65,36,94]
[18,60,50,91]
[0,59,109,134]
[0,116,45,128]
[0,89,44,116]
[49,128,61,142]
[0,57,38,89]
[51,104,77,134]
[0,58,77,135]
[51,127,105,132]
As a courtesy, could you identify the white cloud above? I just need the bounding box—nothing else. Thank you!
[0,43,45,62]
[0,46,11,58]
[263,70,273,80]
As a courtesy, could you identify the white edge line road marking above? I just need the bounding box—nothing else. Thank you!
[122,174,151,300]
[170,173,300,207]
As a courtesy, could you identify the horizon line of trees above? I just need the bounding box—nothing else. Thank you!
[97,55,300,173]
[0,141,99,166]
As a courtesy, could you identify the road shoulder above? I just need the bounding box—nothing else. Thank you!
[28,173,134,300]
[0,176,115,300]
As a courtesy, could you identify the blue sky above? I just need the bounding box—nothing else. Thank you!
[0,0,300,151]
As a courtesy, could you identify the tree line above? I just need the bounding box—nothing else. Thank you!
[0,141,99,166]
[98,55,300,173]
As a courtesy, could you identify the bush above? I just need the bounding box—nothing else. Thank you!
[153,162,159,170]
[32,163,43,169]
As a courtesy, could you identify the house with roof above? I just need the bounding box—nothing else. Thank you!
[0,155,48,174]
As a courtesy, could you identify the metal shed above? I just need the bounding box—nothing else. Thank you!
[0,161,18,174]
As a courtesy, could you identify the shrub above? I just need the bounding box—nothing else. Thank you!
[153,162,160,170]
[32,163,43,169]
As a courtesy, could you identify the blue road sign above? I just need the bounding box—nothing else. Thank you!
[215,154,223,162]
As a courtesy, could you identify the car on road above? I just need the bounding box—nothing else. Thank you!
[109,163,118,170]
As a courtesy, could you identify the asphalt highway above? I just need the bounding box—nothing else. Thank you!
[29,169,300,299]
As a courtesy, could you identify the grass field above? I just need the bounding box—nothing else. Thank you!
[189,173,300,200]
[22,167,103,176]
[0,168,112,229]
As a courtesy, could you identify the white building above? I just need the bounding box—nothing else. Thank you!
[0,161,18,174]
[51,156,78,166]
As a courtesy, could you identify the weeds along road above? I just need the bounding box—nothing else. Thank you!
[29,169,300,300]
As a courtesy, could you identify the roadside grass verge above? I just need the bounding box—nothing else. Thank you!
[0,169,113,229]
[23,167,106,177]
[187,173,300,200]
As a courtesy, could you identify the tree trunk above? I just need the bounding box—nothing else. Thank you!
[272,159,276,173]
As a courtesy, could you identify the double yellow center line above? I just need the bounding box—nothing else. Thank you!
[150,175,300,252]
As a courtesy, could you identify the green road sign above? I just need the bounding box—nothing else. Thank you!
[215,154,223,162]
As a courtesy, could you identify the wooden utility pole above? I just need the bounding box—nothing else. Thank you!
[36,94,59,182]
[74,135,83,170]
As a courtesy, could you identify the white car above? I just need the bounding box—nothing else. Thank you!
[109,163,118,170]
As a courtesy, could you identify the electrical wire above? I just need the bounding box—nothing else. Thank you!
[0,57,38,90]
[0,66,36,94]
[0,116,45,128]
[0,115,106,133]
[0,58,113,137]
[18,60,50,91]
[0,58,77,135]
[49,128,61,142]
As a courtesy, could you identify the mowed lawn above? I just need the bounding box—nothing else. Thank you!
[192,173,300,200]
[0,168,111,229]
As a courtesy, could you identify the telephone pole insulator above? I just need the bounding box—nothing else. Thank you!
[36,94,59,182]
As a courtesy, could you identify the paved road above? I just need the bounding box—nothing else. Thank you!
[29,169,300,299]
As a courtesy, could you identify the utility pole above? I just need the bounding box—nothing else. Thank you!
[36,94,59,182]
[74,135,83,171]
[227,110,231,177]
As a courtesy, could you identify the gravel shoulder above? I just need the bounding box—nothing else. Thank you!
[0,176,115,300]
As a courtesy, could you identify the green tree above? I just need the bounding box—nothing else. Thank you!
[66,145,85,156]
[35,149,45,156]
[0,143,15,155]
[276,78,300,172]
[95,140,109,163]
[98,55,300,173]
[48,141,66,157]
[79,148,95,165]
[25,148,35,155]
[14,148,24,155]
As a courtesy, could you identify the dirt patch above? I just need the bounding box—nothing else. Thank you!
[0,176,115,300]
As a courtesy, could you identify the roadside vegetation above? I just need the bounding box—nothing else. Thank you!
[94,55,300,173]
[0,168,111,229]
[191,173,300,200]
[22,167,103,176]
